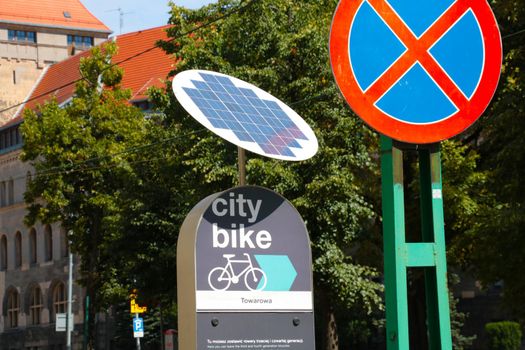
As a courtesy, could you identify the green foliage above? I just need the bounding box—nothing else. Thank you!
[19,0,507,348]
[20,42,149,346]
[449,275,476,350]
[485,321,522,350]
[446,0,525,319]
[157,0,384,347]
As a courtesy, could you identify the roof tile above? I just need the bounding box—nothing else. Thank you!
[0,0,110,32]
[6,25,174,127]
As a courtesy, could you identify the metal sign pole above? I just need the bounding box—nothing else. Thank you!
[238,147,246,186]
[135,313,142,350]
[66,247,73,350]
[381,136,409,349]
[380,136,452,349]
[418,143,453,350]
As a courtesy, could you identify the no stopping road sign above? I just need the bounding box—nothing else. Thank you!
[330,0,502,144]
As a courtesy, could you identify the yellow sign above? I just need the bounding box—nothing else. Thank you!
[130,292,147,314]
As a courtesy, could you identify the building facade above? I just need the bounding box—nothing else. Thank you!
[0,0,111,122]
[0,5,173,344]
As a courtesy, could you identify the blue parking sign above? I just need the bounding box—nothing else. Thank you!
[133,317,144,338]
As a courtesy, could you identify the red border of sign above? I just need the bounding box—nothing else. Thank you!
[330,0,502,144]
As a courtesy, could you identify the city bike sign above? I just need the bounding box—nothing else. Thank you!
[178,186,315,350]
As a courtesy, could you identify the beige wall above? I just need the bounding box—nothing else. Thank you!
[0,149,83,333]
[0,25,109,124]
[0,59,43,122]
[0,27,103,65]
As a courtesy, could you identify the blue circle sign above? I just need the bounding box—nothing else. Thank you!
[330,0,502,144]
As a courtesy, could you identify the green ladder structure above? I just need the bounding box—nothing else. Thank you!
[380,136,452,350]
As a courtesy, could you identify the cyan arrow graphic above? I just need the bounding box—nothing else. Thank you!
[254,255,297,291]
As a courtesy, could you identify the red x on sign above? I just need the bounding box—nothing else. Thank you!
[330,0,502,144]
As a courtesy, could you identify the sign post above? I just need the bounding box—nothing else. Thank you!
[177,186,315,350]
[380,137,452,349]
[133,315,144,350]
[330,0,502,348]
[172,70,319,350]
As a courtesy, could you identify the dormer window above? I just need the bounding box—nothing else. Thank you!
[63,11,71,18]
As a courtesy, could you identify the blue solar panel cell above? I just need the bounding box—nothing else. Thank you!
[239,88,258,98]
[263,100,281,110]
[224,84,241,95]
[181,72,311,158]
[208,118,225,128]
[236,131,255,142]
[214,75,235,86]
[200,90,218,101]
[192,80,210,91]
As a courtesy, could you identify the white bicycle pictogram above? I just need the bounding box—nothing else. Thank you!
[208,253,267,291]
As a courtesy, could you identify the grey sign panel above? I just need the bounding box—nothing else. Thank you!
[178,186,315,349]
[197,313,314,350]
[195,187,313,312]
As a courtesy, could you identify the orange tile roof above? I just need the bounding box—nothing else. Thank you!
[113,25,174,101]
[6,25,174,127]
[0,0,110,32]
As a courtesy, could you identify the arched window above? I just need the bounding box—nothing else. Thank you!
[7,178,14,205]
[53,282,67,319]
[29,228,37,264]
[44,225,53,262]
[29,285,43,325]
[7,288,20,328]
[15,231,22,268]
[1,235,7,270]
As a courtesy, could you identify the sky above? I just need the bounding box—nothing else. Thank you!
[81,0,216,35]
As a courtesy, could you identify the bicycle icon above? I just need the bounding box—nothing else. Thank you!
[208,253,267,291]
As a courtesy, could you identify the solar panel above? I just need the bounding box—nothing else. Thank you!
[172,70,318,161]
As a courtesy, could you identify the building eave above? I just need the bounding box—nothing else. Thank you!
[0,19,112,34]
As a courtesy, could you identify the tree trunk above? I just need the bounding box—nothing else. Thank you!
[325,307,339,350]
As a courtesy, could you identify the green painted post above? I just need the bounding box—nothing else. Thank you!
[419,147,452,350]
[381,136,452,350]
[381,136,409,350]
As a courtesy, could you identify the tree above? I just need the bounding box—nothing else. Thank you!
[157,1,384,348]
[448,0,525,319]
[20,42,149,347]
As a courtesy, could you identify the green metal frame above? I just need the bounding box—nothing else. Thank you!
[380,136,452,350]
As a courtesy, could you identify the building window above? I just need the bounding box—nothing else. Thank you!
[29,286,43,325]
[132,100,153,111]
[30,228,37,264]
[67,34,93,48]
[0,125,23,153]
[8,178,14,205]
[15,231,22,268]
[7,289,20,328]
[44,225,53,261]
[60,228,69,258]
[8,29,36,43]
[53,282,67,318]
[1,235,7,270]
[0,181,5,206]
